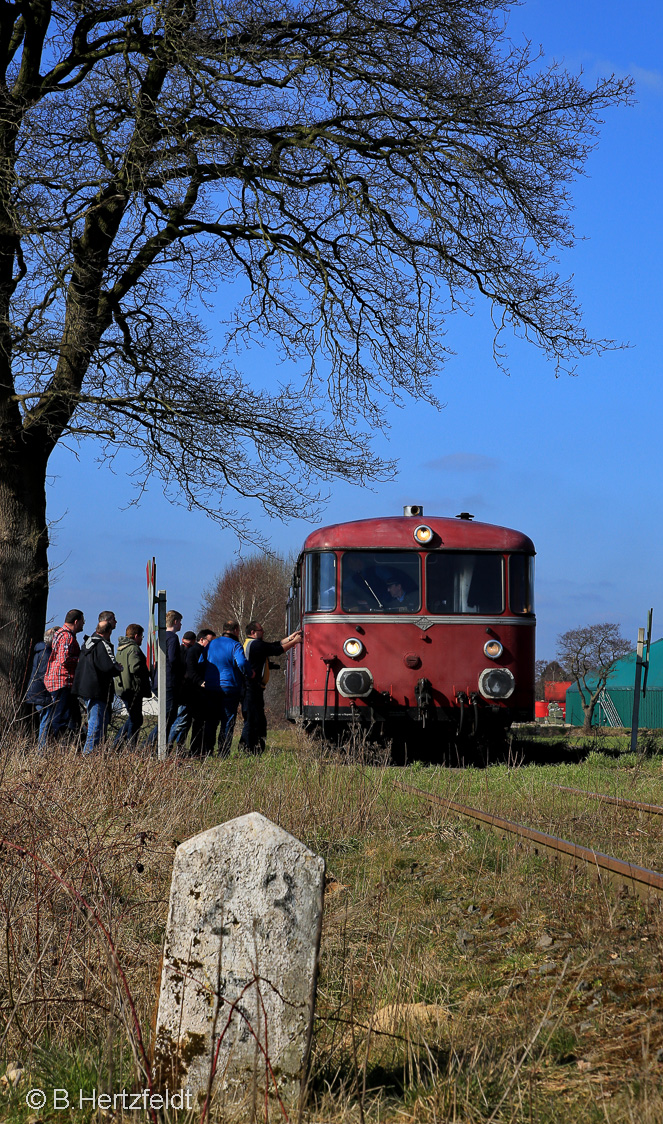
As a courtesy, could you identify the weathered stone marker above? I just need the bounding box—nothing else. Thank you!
[153,813,325,1112]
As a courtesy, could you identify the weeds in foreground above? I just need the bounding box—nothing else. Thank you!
[1,725,663,1121]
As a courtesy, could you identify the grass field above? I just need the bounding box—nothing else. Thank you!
[1,725,663,1122]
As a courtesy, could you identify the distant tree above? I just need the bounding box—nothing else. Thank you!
[556,624,631,732]
[199,555,291,637]
[0,1,632,701]
[535,659,569,701]
[198,554,291,725]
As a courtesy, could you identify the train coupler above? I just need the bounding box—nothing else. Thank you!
[415,677,434,727]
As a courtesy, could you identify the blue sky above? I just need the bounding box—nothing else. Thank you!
[45,0,662,659]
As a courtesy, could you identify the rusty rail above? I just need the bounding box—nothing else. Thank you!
[553,784,663,817]
[394,780,663,899]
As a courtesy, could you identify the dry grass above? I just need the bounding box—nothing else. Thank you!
[0,725,663,1122]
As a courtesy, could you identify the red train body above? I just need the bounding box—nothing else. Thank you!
[285,508,535,749]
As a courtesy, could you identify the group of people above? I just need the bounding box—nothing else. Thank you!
[25,607,302,757]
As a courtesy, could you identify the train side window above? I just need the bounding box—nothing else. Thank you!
[509,554,535,614]
[305,552,336,611]
[426,553,504,614]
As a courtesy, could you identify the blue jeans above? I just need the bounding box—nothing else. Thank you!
[207,691,240,757]
[38,687,74,749]
[83,699,112,754]
[168,704,190,745]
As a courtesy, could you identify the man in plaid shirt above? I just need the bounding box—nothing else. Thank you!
[39,609,85,747]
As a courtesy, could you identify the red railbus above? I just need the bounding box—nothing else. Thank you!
[285,507,535,752]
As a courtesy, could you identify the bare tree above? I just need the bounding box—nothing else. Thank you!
[198,554,290,637]
[0,1,631,697]
[557,624,632,732]
[198,553,291,724]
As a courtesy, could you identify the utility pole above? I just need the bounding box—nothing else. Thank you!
[630,609,653,755]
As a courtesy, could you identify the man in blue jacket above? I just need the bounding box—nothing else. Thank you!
[204,620,253,757]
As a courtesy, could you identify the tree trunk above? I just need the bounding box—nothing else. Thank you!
[0,454,49,711]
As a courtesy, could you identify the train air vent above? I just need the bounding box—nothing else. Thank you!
[456,512,474,520]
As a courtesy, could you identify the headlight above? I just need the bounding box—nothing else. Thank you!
[484,639,503,659]
[478,667,515,700]
[343,637,365,659]
[414,524,434,545]
[337,667,374,698]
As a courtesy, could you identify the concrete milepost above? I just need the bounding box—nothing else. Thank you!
[153,813,325,1114]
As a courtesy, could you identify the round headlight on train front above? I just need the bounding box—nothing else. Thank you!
[343,637,365,659]
[483,639,503,659]
[414,524,434,545]
[337,667,374,698]
[478,667,515,700]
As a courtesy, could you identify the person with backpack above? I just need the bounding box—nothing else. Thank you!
[39,609,85,748]
[24,627,57,737]
[72,611,122,753]
[113,624,152,748]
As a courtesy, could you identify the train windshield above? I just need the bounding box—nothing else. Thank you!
[341,551,421,612]
[426,553,504,614]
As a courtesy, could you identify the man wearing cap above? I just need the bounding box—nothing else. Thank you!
[385,577,419,611]
[168,630,197,746]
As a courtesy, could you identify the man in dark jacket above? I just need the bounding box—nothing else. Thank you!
[183,628,216,756]
[240,621,302,754]
[168,630,197,746]
[146,609,183,746]
[72,611,122,753]
[113,624,152,748]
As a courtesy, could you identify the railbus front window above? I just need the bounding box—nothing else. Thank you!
[341,551,421,612]
[426,553,504,614]
[509,554,535,614]
[305,552,337,611]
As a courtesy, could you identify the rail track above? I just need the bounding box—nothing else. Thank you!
[554,784,663,817]
[395,780,663,900]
